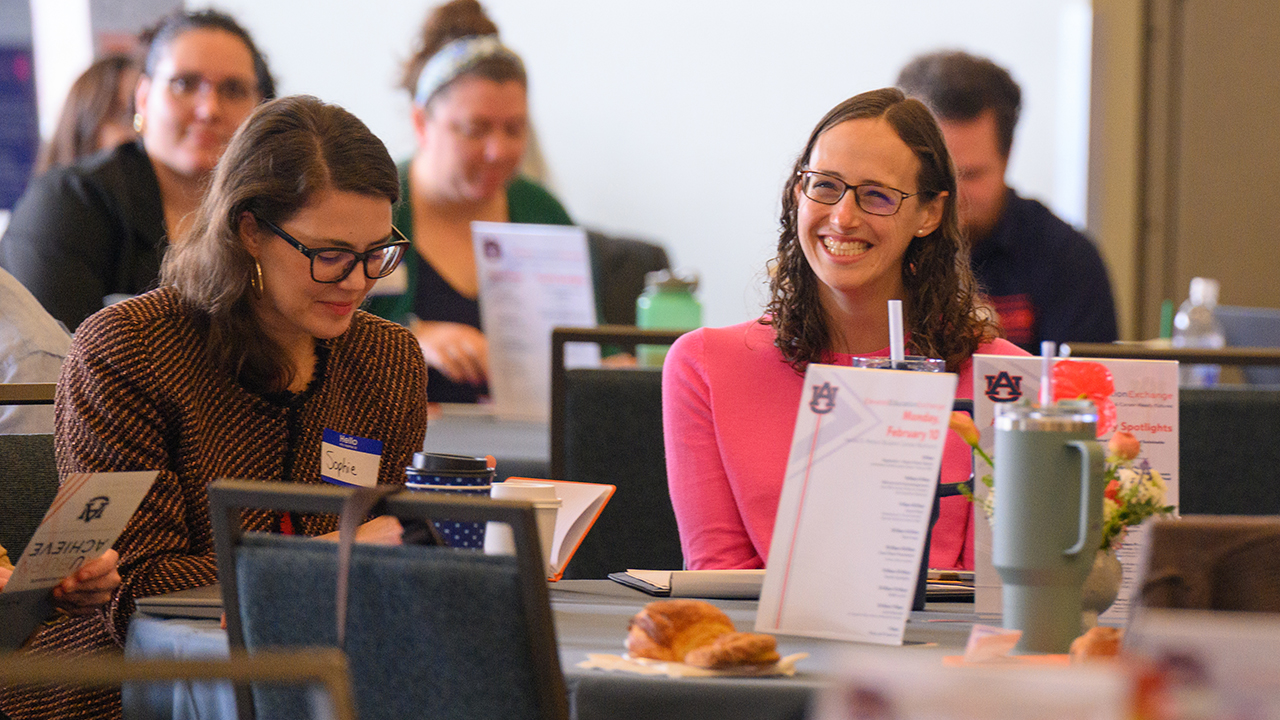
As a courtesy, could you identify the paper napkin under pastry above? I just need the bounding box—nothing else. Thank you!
[577,653,808,678]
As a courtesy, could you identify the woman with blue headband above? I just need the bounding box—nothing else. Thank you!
[364,0,572,404]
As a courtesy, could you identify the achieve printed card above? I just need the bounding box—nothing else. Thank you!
[757,363,956,645]
[1,470,156,649]
[4,471,156,592]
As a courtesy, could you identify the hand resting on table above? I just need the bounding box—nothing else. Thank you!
[411,319,489,386]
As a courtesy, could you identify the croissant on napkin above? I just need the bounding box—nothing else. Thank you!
[625,599,780,668]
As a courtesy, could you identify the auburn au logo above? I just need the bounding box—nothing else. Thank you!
[984,371,1024,402]
[78,496,110,523]
[809,382,837,414]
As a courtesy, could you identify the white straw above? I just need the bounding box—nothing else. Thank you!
[1039,340,1056,407]
[888,300,905,367]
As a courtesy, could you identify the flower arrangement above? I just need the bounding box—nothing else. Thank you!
[952,360,1175,552]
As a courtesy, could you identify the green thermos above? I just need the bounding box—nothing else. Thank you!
[635,270,701,367]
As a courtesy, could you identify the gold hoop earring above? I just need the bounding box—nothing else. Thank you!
[251,260,263,295]
[133,113,144,133]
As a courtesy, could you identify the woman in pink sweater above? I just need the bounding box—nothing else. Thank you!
[663,88,1025,571]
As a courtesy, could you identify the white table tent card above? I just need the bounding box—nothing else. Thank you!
[757,363,956,644]
[472,221,599,421]
[969,354,1179,625]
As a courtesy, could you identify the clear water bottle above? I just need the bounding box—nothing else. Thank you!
[1172,277,1226,386]
[636,270,701,367]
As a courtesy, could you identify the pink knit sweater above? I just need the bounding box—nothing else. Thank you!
[662,320,1025,571]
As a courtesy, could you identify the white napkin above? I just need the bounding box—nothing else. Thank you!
[577,653,808,678]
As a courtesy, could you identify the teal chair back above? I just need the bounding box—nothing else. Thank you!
[0,433,58,558]
[1216,305,1280,385]
[209,481,568,720]
[1180,388,1280,515]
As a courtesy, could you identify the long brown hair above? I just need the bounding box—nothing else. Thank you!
[161,95,399,394]
[764,87,999,373]
[33,54,137,176]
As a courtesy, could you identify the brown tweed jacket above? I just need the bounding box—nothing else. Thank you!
[0,287,427,720]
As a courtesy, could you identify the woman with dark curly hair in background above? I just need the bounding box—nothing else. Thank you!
[662,87,1025,573]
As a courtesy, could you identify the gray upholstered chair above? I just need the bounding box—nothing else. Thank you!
[1140,515,1280,612]
[0,383,59,558]
[1216,305,1280,385]
[208,480,567,720]
[549,326,686,579]
[0,433,58,559]
[585,231,670,327]
[1179,387,1280,515]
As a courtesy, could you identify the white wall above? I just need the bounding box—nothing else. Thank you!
[209,0,1090,328]
[30,0,93,139]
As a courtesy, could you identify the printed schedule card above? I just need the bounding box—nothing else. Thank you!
[969,355,1178,624]
[757,363,957,645]
[472,221,599,421]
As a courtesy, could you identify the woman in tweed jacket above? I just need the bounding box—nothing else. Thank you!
[0,96,428,720]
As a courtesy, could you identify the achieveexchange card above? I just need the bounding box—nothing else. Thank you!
[1,471,155,649]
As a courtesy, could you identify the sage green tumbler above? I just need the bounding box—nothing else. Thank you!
[991,400,1106,653]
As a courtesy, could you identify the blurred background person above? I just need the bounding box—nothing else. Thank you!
[663,88,1024,573]
[0,265,68,434]
[896,50,1117,352]
[363,0,573,404]
[0,9,274,332]
[31,54,140,177]
[0,95,426,720]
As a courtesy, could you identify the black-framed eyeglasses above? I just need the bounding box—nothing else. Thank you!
[255,215,410,284]
[797,170,919,216]
[166,73,257,103]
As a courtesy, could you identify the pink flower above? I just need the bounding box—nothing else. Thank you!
[1108,431,1141,462]
[1104,479,1121,503]
[1053,360,1117,437]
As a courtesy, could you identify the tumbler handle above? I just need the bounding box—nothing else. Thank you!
[1062,439,1106,558]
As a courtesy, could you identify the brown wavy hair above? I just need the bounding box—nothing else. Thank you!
[764,87,999,373]
[399,0,525,105]
[161,95,399,394]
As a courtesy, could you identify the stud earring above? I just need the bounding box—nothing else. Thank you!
[133,113,144,133]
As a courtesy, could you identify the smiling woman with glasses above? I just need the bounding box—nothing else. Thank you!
[0,9,275,334]
[9,96,430,720]
[661,88,1028,579]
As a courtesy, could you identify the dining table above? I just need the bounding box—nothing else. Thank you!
[422,403,549,481]
[124,580,983,720]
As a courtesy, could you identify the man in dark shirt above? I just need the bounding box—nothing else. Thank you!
[897,51,1117,351]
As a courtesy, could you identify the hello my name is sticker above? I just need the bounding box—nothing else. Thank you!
[320,429,383,488]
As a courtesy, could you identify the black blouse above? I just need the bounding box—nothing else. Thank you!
[0,141,166,331]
